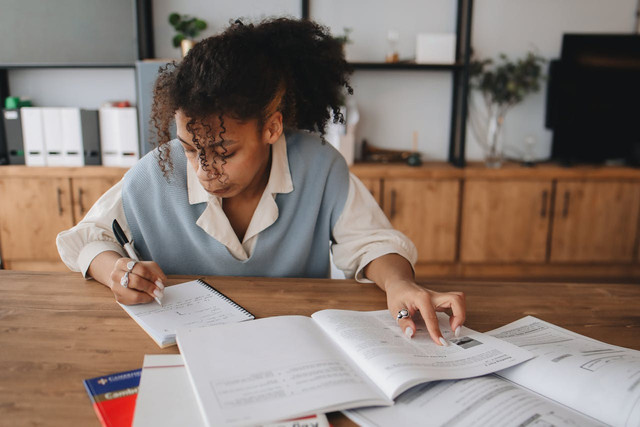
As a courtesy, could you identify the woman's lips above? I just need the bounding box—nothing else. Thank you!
[209,186,230,195]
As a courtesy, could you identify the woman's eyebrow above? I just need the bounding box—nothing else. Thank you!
[177,135,236,148]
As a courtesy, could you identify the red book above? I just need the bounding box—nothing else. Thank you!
[83,369,141,427]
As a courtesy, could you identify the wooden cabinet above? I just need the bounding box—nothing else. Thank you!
[2,164,639,279]
[550,181,640,263]
[383,178,460,263]
[460,180,552,263]
[352,162,640,279]
[0,177,74,264]
[71,177,121,222]
[0,167,127,271]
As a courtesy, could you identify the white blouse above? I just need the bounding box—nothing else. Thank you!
[56,133,417,282]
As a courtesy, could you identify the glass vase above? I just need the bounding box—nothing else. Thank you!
[484,111,505,168]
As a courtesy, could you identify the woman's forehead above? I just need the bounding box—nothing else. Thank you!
[176,110,252,127]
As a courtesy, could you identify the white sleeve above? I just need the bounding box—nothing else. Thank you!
[331,172,418,283]
[56,178,128,278]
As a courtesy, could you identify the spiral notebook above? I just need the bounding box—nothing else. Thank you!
[118,279,254,348]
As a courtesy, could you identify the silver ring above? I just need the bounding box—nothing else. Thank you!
[397,308,410,321]
[126,260,137,273]
[120,271,129,288]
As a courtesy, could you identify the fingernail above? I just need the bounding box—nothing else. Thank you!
[404,327,414,338]
[155,280,165,290]
[153,289,164,299]
[439,337,449,347]
[455,326,461,337]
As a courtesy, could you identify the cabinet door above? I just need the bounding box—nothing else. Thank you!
[357,178,382,207]
[71,177,121,223]
[550,181,640,262]
[383,179,459,263]
[0,177,74,261]
[461,180,552,263]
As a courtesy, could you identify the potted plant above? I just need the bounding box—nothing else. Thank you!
[468,51,546,167]
[169,12,208,57]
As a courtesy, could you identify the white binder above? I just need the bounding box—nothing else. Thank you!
[59,108,85,166]
[99,107,139,167]
[20,107,46,166]
[42,108,65,166]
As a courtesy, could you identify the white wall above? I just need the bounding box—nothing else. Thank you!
[8,68,136,109]
[7,0,638,161]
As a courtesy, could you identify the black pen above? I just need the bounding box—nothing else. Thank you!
[112,219,162,306]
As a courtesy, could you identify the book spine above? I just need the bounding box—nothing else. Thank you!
[196,279,254,318]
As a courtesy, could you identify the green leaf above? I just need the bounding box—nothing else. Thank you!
[168,13,180,26]
[172,34,185,48]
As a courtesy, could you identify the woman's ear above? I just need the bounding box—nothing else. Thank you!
[263,111,283,145]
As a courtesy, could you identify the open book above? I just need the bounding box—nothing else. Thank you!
[118,279,254,348]
[346,316,640,427]
[176,309,533,426]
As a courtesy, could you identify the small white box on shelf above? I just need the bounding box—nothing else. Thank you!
[415,33,456,64]
[99,107,139,167]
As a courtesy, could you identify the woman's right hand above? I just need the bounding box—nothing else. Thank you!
[109,257,167,305]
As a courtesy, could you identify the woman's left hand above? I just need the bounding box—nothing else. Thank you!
[385,279,466,346]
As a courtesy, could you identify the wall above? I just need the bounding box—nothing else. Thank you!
[7,0,638,162]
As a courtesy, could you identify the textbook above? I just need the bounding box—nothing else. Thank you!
[176,309,534,426]
[346,316,640,427]
[133,354,330,427]
[118,279,254,348]
[83,368,141,427]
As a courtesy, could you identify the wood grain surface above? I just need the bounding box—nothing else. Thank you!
[1,270,638,426]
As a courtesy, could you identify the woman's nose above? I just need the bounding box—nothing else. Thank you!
[196,156,221,180]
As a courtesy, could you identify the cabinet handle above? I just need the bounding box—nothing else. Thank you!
[562,191,570,218]
[540,190,548,218]
[390,189,397,219]
[57,188,63,216]
[78,188,85,215]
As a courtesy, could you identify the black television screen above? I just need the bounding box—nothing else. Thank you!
[547,34,640,165]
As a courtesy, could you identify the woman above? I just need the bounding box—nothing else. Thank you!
[57,18,465,345]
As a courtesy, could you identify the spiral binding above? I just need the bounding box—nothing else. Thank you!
[196,279,255,319]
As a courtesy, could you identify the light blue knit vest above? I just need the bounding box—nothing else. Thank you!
[122,130,349,278]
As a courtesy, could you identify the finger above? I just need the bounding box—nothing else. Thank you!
[434,291,466,335]
[415,298,446,346]
[115,259,164,298]
[109,274,154,305]
[126,273,164,301]
[112,260,162,302]
[115,287,155,305]
[394,307,417,338]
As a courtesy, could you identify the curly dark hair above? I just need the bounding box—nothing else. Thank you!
[150,17,353,177]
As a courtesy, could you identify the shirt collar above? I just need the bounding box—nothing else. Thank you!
[186,131,293,205]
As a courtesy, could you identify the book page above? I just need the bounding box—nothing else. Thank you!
[488,316,640,427]
[176,316,392,427]
[345,374,604,427]
[310,310,533,399]
[119,280,253,347]
[133,354,330,427]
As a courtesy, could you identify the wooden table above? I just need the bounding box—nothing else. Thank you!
[1,270,639,426]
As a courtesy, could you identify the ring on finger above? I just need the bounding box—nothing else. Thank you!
[397,308,410,321]
[126,260,137,273]
[120,271,129,288]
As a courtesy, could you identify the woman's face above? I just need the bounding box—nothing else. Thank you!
[175,111,281,199]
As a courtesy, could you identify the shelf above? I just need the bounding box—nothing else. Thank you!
[349,61,463,71]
